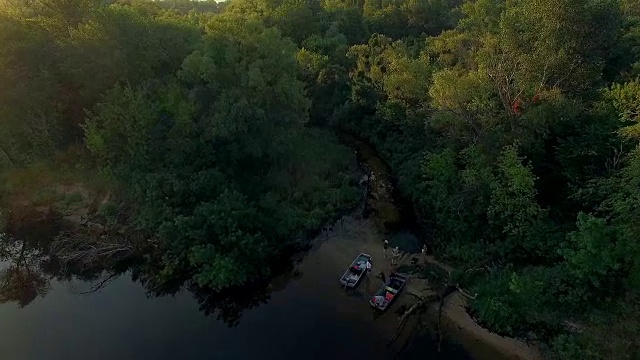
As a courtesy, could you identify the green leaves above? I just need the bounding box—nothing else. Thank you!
[430,70,487,112]
[224,0,322,43]
[471,267,560,337]
[605,80,640,139]
[0,1,201,167]
[348,35,434,109]
[167,189,269,289]
[563,214,621,287]
[85,85,158,172]
[488,146,542,239]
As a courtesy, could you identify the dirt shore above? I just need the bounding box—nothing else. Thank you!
[384,253,545,360]
[434,292,545,360]
[394,254,545,360]
[320,187,545,359]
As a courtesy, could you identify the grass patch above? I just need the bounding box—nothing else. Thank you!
[56,191,86,210]
[31,187,60,206]
[0,146,112,210]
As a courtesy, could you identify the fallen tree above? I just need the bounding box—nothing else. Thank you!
[51,220,138,271]
[387,284,458,347]
[386,258,482,353]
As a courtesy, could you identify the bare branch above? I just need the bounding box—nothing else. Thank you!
[51,226,134,271]
[74,272,120,295]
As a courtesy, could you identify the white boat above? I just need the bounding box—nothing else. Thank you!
[340,253,372,288]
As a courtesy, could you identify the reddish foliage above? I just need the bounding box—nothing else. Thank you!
[533,94,540,104]
[512,98,523,114]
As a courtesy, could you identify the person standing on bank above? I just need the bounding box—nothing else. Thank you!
[391,246,400,266]
[383,239,389,259]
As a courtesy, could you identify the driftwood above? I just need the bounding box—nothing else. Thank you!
[387,285,458,347]
[457,285,477,299]
[386,257,479,353]
[71,272,120,295]
[51,223,135,271]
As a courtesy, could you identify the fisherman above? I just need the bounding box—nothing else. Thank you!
[383,239,389,258]
[391,246,400,266]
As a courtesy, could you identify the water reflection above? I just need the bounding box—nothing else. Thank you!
[131,259,302,327]
[0,209,303,328]
[0,233,51,306]
[0,209,99,305]
[0,211,471,360]
[0,208,60,307]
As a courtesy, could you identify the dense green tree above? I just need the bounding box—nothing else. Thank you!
[4,0,640,356]
[224,0,323,43]
[86,16,358,289]
[0,0,200,167]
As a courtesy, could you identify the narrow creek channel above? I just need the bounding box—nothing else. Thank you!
[0,136,474,360]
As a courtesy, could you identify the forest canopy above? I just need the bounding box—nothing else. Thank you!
[1,0,640,358]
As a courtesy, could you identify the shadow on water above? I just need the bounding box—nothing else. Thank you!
[130,252,304,327]
[0,208,133,307]
[0,207,306,328]
[0,208,61,307]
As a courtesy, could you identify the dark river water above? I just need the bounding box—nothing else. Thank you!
[0,265,394,360]
[0,137,473,360]
[0,213,471,360]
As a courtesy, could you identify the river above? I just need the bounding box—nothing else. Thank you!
[0,138,473,360]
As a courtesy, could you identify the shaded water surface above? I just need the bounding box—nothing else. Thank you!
[0,138,472,360]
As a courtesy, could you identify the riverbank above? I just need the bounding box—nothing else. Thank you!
[0,179,452,360]
[435,292,544,360]
[344,132,545,360]
[364,246,545,360]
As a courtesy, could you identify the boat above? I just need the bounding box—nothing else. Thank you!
[369,272,408,310]
[340,253,372,288]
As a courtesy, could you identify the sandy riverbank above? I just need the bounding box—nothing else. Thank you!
[397,254,545,360]
[342,216,546,359]
[433,292,545,360]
